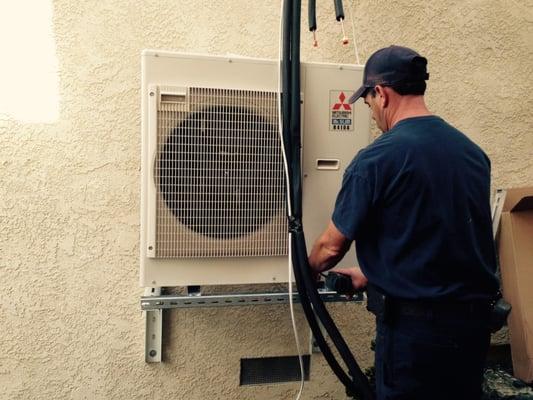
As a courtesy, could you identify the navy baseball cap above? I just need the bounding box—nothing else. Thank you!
[348,45,430,103]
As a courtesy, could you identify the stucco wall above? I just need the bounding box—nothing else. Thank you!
[1,0,531,399]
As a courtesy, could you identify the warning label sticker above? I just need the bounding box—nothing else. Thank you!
[329,90,354,131]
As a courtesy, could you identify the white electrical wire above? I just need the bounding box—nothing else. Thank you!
[347,0,361,65]
[277,0,305,399]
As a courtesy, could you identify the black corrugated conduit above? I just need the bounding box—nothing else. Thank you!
[281,1,375,399]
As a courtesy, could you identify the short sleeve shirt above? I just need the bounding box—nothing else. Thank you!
[332,116,498,301]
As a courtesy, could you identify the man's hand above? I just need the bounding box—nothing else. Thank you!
[333,266,368,292]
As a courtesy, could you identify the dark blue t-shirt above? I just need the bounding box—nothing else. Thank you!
[332,116,498,301]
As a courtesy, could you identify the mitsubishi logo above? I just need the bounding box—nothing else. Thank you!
[330,90,353,131]
[332,92,351,111]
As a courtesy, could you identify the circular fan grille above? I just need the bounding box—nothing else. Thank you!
[159,105,285,240]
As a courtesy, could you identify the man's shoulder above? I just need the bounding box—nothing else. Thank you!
[422,116,490,158]
[345,134,398,179]
[391,115,487,156]
[350,129,407,165]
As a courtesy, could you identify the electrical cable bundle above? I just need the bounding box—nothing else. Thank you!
[280,1,374,399]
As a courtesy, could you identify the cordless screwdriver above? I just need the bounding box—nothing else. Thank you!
[325,271,357,295]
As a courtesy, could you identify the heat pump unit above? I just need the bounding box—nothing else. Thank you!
[140,50,370,287]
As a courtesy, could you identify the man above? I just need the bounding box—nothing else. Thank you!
[309,45,499,400]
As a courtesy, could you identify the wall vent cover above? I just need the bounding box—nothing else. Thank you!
[240,355,310,385]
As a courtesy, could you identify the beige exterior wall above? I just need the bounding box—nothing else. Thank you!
[1,0,531,399]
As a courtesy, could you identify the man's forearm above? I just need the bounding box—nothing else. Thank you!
[308,242,345,273]
[308,221,352,274]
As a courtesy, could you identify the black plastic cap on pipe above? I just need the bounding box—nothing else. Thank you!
[334,0,345,21]
[309,0,317,31]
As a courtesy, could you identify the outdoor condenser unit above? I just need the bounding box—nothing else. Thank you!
[140,50,370,287]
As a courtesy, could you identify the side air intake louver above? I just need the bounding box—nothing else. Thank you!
[155,87,288,258]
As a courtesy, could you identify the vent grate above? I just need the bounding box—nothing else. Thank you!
[155,87,288,258]
[240,355,311,385]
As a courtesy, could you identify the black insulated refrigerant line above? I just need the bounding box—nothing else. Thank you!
[281,1,375,399]
[334,0,345,21]
[308,0,317,31]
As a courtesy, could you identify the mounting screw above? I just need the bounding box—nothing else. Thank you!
[148,246,153,250]
[149,92,154,96]
[149,350,157,357]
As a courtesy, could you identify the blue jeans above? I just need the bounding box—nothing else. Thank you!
[374,312,491,400]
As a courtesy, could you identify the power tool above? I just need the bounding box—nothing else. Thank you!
[326,272,360,296]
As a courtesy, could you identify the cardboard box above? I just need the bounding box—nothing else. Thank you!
[498,186,533,383]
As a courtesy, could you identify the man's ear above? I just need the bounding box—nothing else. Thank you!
[375,85,389,108]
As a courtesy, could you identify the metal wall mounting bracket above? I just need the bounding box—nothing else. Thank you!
[144,287,162,363]
[141,289,363,310]
[141,287,363,362]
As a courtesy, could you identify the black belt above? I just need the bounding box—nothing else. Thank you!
[366,285,492,321]
[389,298,492,320]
